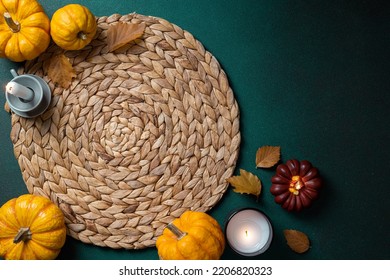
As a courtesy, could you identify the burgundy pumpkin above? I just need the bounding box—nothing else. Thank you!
[270,159,322,211]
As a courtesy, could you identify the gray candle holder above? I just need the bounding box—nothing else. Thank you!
[5,69,51,118]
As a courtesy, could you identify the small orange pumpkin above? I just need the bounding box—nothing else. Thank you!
[156,211,225,260]
[0,194,67,260]
[50,4,97,50]
[0,0,51,62]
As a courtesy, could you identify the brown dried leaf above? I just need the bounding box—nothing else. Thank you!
[4,101,10,113]
[284,229,310,253]
[256,145,280,168]
[107,22,146,52]
[46,54,76,89]
[227,169,262,198]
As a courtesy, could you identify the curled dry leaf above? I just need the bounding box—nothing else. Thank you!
[4,101,10,113]
[284,229,310,253]
[227,169,262,198]
[107,21,146,52]
[46,54,76,89]
[256,145,280,168]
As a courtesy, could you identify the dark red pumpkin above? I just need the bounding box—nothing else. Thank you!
[270,159,322,211]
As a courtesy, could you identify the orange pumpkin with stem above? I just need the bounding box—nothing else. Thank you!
[156,211,225,260]
[0,0,51,62]
[50,4,97,50]
[0,194,67,260]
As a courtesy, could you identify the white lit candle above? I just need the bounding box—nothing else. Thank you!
[6,81,34,101]
[225,208,273,256]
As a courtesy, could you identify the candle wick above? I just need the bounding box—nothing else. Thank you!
[245,230,248,237]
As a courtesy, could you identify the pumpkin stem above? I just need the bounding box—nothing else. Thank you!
[77,31,88,40]
[4,12,21,33]
[13,227,32,244]
[166,223,187,240]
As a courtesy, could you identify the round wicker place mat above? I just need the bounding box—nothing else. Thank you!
[9,14,240,249]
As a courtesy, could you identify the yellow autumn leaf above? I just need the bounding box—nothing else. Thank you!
[227,169,262,198]
[284,229,310,253]
[256,145,280,168]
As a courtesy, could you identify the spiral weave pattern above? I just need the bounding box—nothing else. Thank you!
[9,14,240,249]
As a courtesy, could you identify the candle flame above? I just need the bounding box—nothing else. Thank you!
[245,230,249,237]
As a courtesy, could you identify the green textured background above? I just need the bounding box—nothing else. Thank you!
[0,0,389,260]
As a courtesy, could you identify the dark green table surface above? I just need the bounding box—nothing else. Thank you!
[0,0,389,260]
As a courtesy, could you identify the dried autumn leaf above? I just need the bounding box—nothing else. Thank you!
[256,145,280,168]
[227,169,262,198]
[46,54,76,89]
[4,101,10,113]
[284,229,310,253]
[107,22,146,52]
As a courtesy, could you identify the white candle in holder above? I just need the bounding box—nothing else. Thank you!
[225,208,273,256]
[6,81,34,101]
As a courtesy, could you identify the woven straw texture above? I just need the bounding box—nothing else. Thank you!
[9,14,240,249]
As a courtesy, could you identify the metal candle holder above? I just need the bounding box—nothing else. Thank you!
[5,69,51,118]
